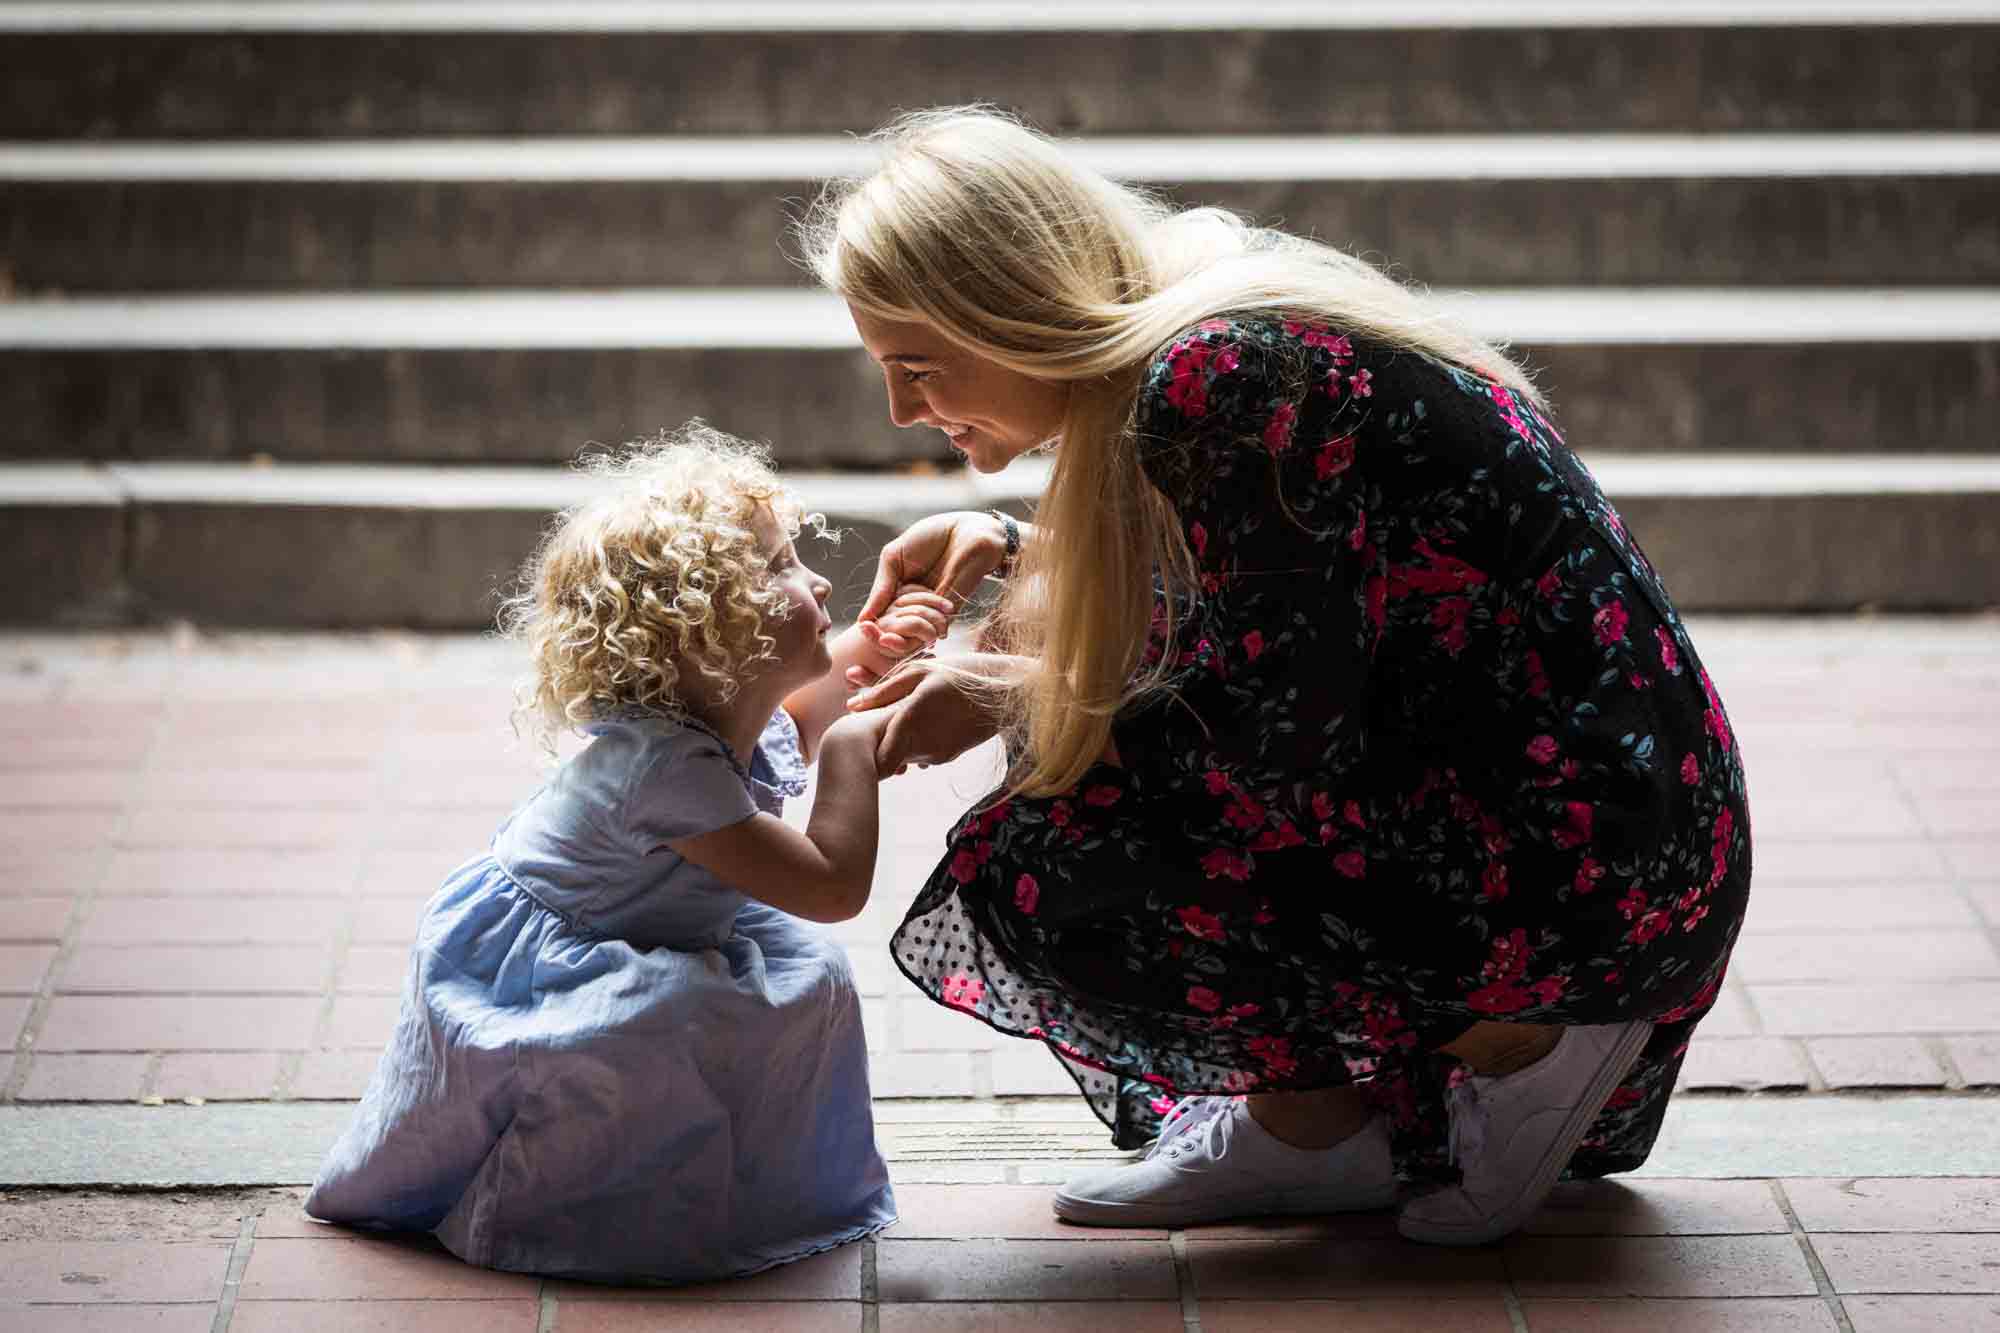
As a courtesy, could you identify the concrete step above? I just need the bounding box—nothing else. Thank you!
[2,289,1995,464]
[8,456,1998,625]
[7,136,1999,290]
[3,12,1995,137]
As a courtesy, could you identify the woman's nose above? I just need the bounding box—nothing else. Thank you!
[885,377,925,429]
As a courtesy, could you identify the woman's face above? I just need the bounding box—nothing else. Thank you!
[849,305,1069,474]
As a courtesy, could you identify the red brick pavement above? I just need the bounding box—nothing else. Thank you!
[2,620,1998,1105]
[2,1178,1996,1331]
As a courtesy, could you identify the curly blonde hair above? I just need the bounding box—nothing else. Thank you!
[498,422,826,754]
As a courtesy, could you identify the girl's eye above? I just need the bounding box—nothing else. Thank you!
[899,367,937,385]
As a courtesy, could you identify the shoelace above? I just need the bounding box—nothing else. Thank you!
[1446,1077,1488,1175]
[1146,1095,1234,1162]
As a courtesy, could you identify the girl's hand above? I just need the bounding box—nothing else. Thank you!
[856,511,1013,627]
[857,584,957,665]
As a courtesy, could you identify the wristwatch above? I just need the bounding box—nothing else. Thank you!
[987,509,1021,579]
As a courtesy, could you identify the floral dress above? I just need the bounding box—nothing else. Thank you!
[892,314,1752,1181]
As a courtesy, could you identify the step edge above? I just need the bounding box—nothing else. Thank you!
[8,134,2000,181]
[5,456,2000,506]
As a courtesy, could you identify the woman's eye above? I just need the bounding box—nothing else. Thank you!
[899,367,936,385]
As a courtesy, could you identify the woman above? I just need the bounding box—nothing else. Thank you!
[809,108,1750,1244]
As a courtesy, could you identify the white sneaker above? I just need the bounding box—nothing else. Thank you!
[1052,1095,1399,1228]
[1398,1020,1653,1246]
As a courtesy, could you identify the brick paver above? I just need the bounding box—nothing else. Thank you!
[4,622,1990,1103]
[0,1177,1993,1325]
[3,624,2000,1321]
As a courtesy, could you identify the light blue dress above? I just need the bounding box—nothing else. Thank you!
[305,708,896,1284]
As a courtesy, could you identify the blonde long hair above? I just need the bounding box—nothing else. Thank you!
[801,106,1542,798]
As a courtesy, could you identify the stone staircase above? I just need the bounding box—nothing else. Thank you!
[3,2,1996,626]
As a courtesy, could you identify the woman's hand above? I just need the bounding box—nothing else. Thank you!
[857,511,1014,629]
[847,654,1004,776]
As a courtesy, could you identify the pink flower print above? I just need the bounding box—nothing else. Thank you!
[1176,904,1226,941]
[1681,753,1700,785]
[1262,401,1298,454]
[1535,566,1562,602]
[1681,903,1711,932]
[1657,972,1722,1025]
[1083,784,1121,807]
[1149,1094,1177,1116]
[1481,860,1509,902]
[1333,849,1367,879]
[1242,629,1266,662]
[1252,899,1277,925]
[1605,1085,1644,1111]
[1221,1069,1259,1092]
[1250,821,1306,853]
[1700,668,1735,752]
[1627,909,1672,945]
[1709,807,1735,889]
[1186,985,1222,1014]
[1190,521,1208,559]
[1526,734,1558,765]
[1573,856,1604,894]
[1431,596,1471,656]
[1197,318,1232,334]
[948,849,980,884]
[1655,626,1681,674]
[1247,1034,1300,1077]
[1014,873,1040,916]
[1343,800,1366,829]
[1617,886,1648,921]
[1524,649,1551,698]
[1593,599,1630,647]
[1049,801,1072,828]
[1200,848,1253,881]
[1228,1002,1262,1021]
[1203,768,1233,797]
[1553,801,1594,849]
[1315,433,1357,481]
[1467,980,1535,1015]
[940,973,986,1011]
[1311,792,1336,822]
[1348,368,1374,398]
[1164,338,1221,418]
[1349,507,1367,551]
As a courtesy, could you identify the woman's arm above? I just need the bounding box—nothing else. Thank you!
[846,650,1031,774]
[663,709,890,923]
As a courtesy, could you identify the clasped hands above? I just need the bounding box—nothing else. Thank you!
[842,511,1016,778]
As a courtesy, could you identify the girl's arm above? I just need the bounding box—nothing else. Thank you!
[662,708,890,923]
[784,586,954,760]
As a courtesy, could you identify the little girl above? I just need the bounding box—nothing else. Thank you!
[305,424,952,1284]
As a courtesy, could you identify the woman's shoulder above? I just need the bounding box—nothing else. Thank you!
[1139,311,1397,414]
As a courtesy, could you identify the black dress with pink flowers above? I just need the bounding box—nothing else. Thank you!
[891,314,1751,1179]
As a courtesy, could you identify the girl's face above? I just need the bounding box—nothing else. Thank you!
[753,506,834,684]
[849,305,1069,474]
